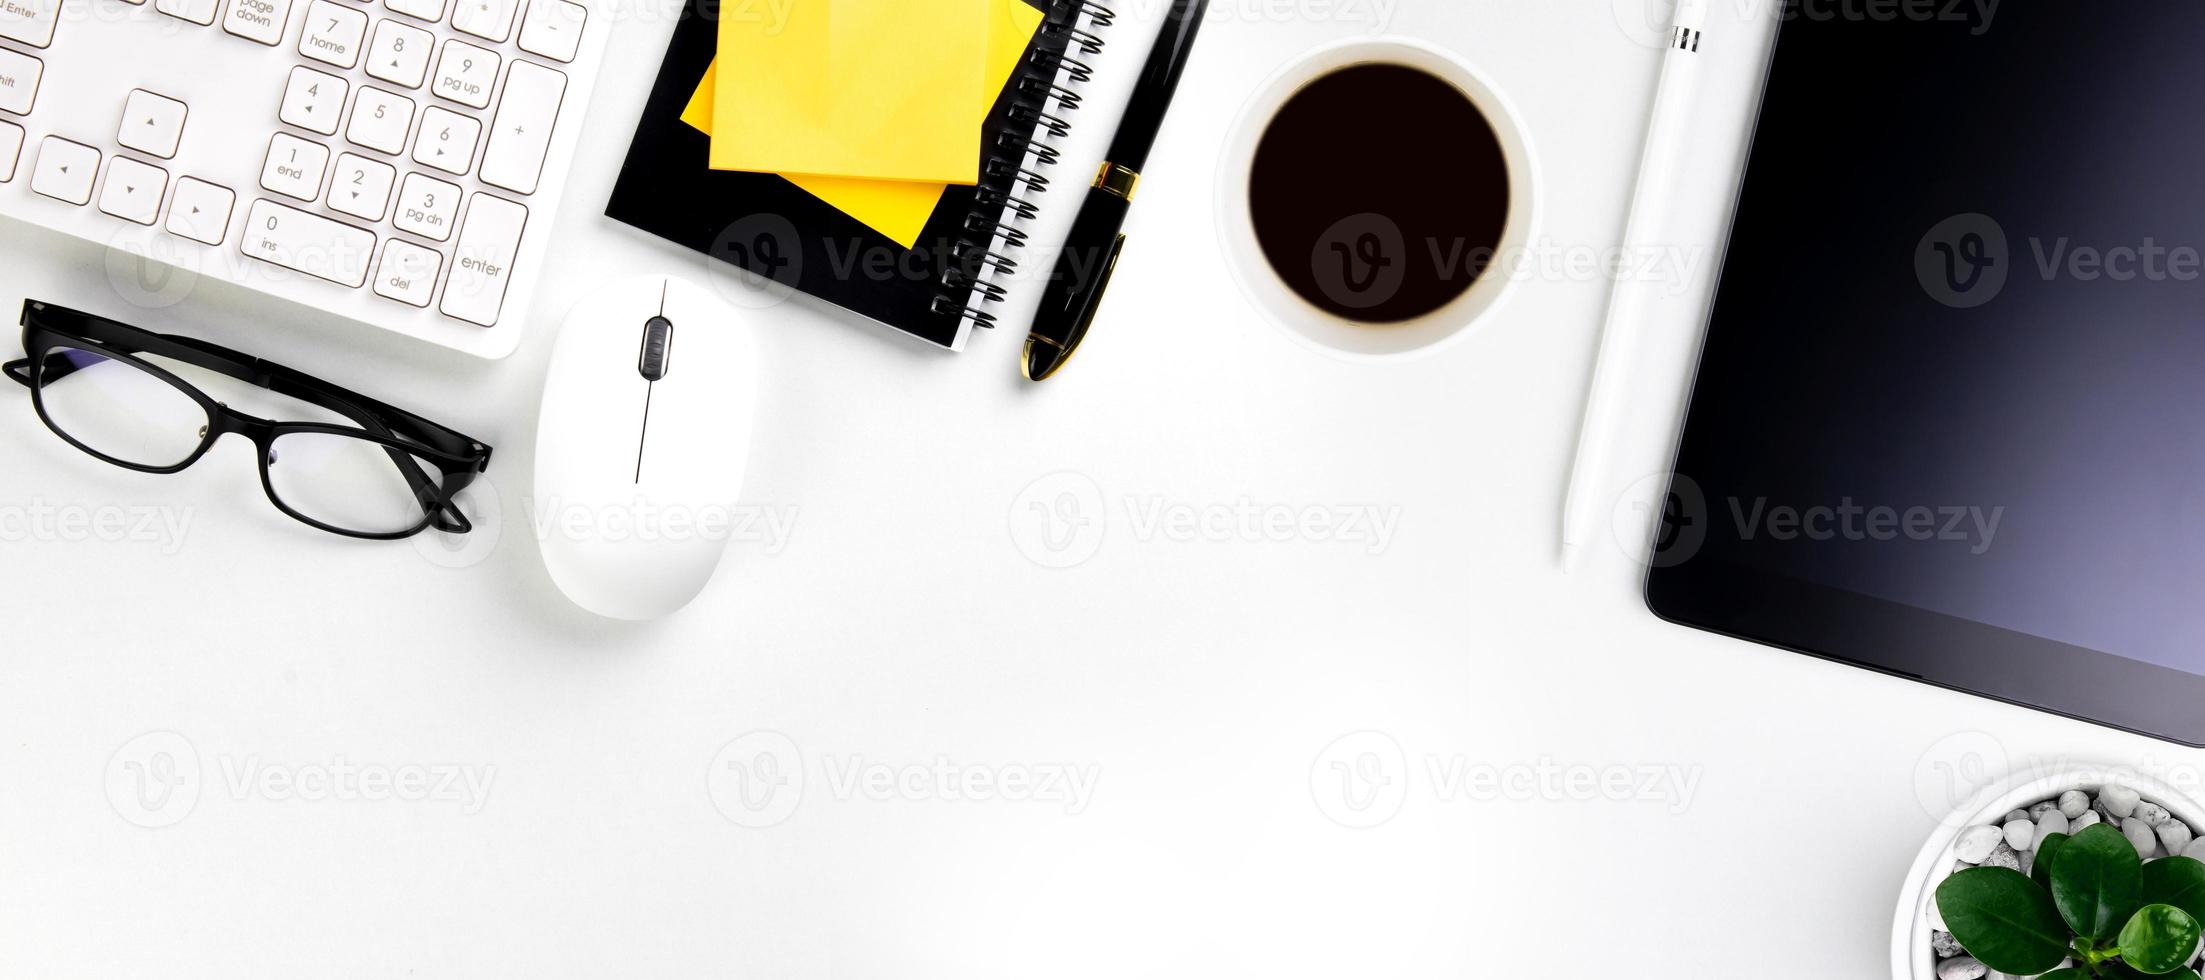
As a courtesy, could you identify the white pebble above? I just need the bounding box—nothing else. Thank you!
[2126,817,2160,858]
[2037,810,2070,845]
[2075,810,2103,831]
[1938,956,1989,980]
[2030,801,2060,820]
[2160,820,2195,855]
[2103,785,2143,817]
[2005,809,2030,823]
[2005,818,2036,851]
[2060,790,2091,818]
[2138,802,2172,826]
[2020,849,2036,876]
[2184,838,2205,861]
[1985,842,2022,870]
[1956,825,2005,864]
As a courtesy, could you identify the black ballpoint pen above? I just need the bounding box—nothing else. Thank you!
[1023,0,1209,381]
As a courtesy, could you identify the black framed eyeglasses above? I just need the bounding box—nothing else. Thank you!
[5,300,492,540]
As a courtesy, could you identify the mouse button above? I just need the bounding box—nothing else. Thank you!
[639,316,674,382]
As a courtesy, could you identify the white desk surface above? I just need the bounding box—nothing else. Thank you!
[3,0,2193,976]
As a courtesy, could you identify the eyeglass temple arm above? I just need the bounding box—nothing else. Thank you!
[3,350,94,387]
[154,333,479,531]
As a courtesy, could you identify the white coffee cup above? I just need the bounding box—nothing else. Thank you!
[1216,37,1539,361]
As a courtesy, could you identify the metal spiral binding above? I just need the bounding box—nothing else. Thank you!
[935,0,1113,331]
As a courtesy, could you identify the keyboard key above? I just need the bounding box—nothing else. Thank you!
[411,105,478,174]
[166,177,235,244]
[372,238,440,306]
[259,133,329,200]
[118,89,188,159]
[0,47,41,115]
[450,0,515,42]
[516,0,583,63]
[299,0,368,68]
[346,86,413,154]
[240,198,375,287]
[382,0,442,22]
[221,0,294,44]
[479,60,562,194]
[98,157,168,225]
[431,38,496,108]
[392,171,458,240]
[278,65,346,135]
[155,0,221,26]
[365,18,432,89]
[0,119,20,181]
[30,136,96,204]
[441,192,524,325]
[0,0,59,46]
[328,152,395,220]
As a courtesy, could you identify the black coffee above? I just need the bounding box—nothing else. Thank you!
[1248,63,1511,324]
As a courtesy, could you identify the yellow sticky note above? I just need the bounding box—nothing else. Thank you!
[711,0,991,184]
[683,0,1041,249]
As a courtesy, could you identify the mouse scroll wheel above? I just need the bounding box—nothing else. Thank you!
[638,316,674,382]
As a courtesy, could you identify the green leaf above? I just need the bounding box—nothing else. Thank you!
[2145,857,2205,925]
[2038,832,2073,891]
[2057,823,2147,941]
[2106,961,2203,980]
[1937,866,2073,975]
[2117,904,2201,974]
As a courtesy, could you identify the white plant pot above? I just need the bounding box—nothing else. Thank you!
[1894,767,2205,980]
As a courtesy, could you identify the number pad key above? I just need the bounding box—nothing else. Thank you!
[259,133,329,201]
[279,66,346,136]
[382,0,443,23]
[373,238,441,306]
[450,0,516,42]
[431,39,497,109]
[299,0,368,69]
[346,86,414,154]
[411,105,478,174]
[365,19,432,89]
[329,152,395,221]
[392,171,459,240]
[517,0,585,63]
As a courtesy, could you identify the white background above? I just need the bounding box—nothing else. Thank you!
[3,0,2193,976]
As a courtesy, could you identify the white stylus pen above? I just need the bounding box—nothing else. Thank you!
[1560,0,1709,567]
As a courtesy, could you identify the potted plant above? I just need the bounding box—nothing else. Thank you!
[1895,770,2205,980]
[1937,822,2204,978]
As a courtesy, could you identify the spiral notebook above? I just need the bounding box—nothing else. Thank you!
[607,0,1125,350]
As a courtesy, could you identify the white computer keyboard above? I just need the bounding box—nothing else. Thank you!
[0,0,607,358]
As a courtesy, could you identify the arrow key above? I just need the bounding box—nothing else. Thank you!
[118,89,189,159]
[30,136,97,205]
[166,177,236,245]
[98,157,169,225]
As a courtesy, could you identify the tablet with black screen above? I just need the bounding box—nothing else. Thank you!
[1647,3,2205,744]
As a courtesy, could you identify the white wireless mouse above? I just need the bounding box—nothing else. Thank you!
[535,275,757,620]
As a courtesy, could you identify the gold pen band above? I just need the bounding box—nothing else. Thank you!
[1093,161,1140,200]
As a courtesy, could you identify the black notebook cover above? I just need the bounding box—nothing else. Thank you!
[607,0,1073,349]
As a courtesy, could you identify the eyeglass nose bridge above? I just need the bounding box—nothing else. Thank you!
[201,404,280,447]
